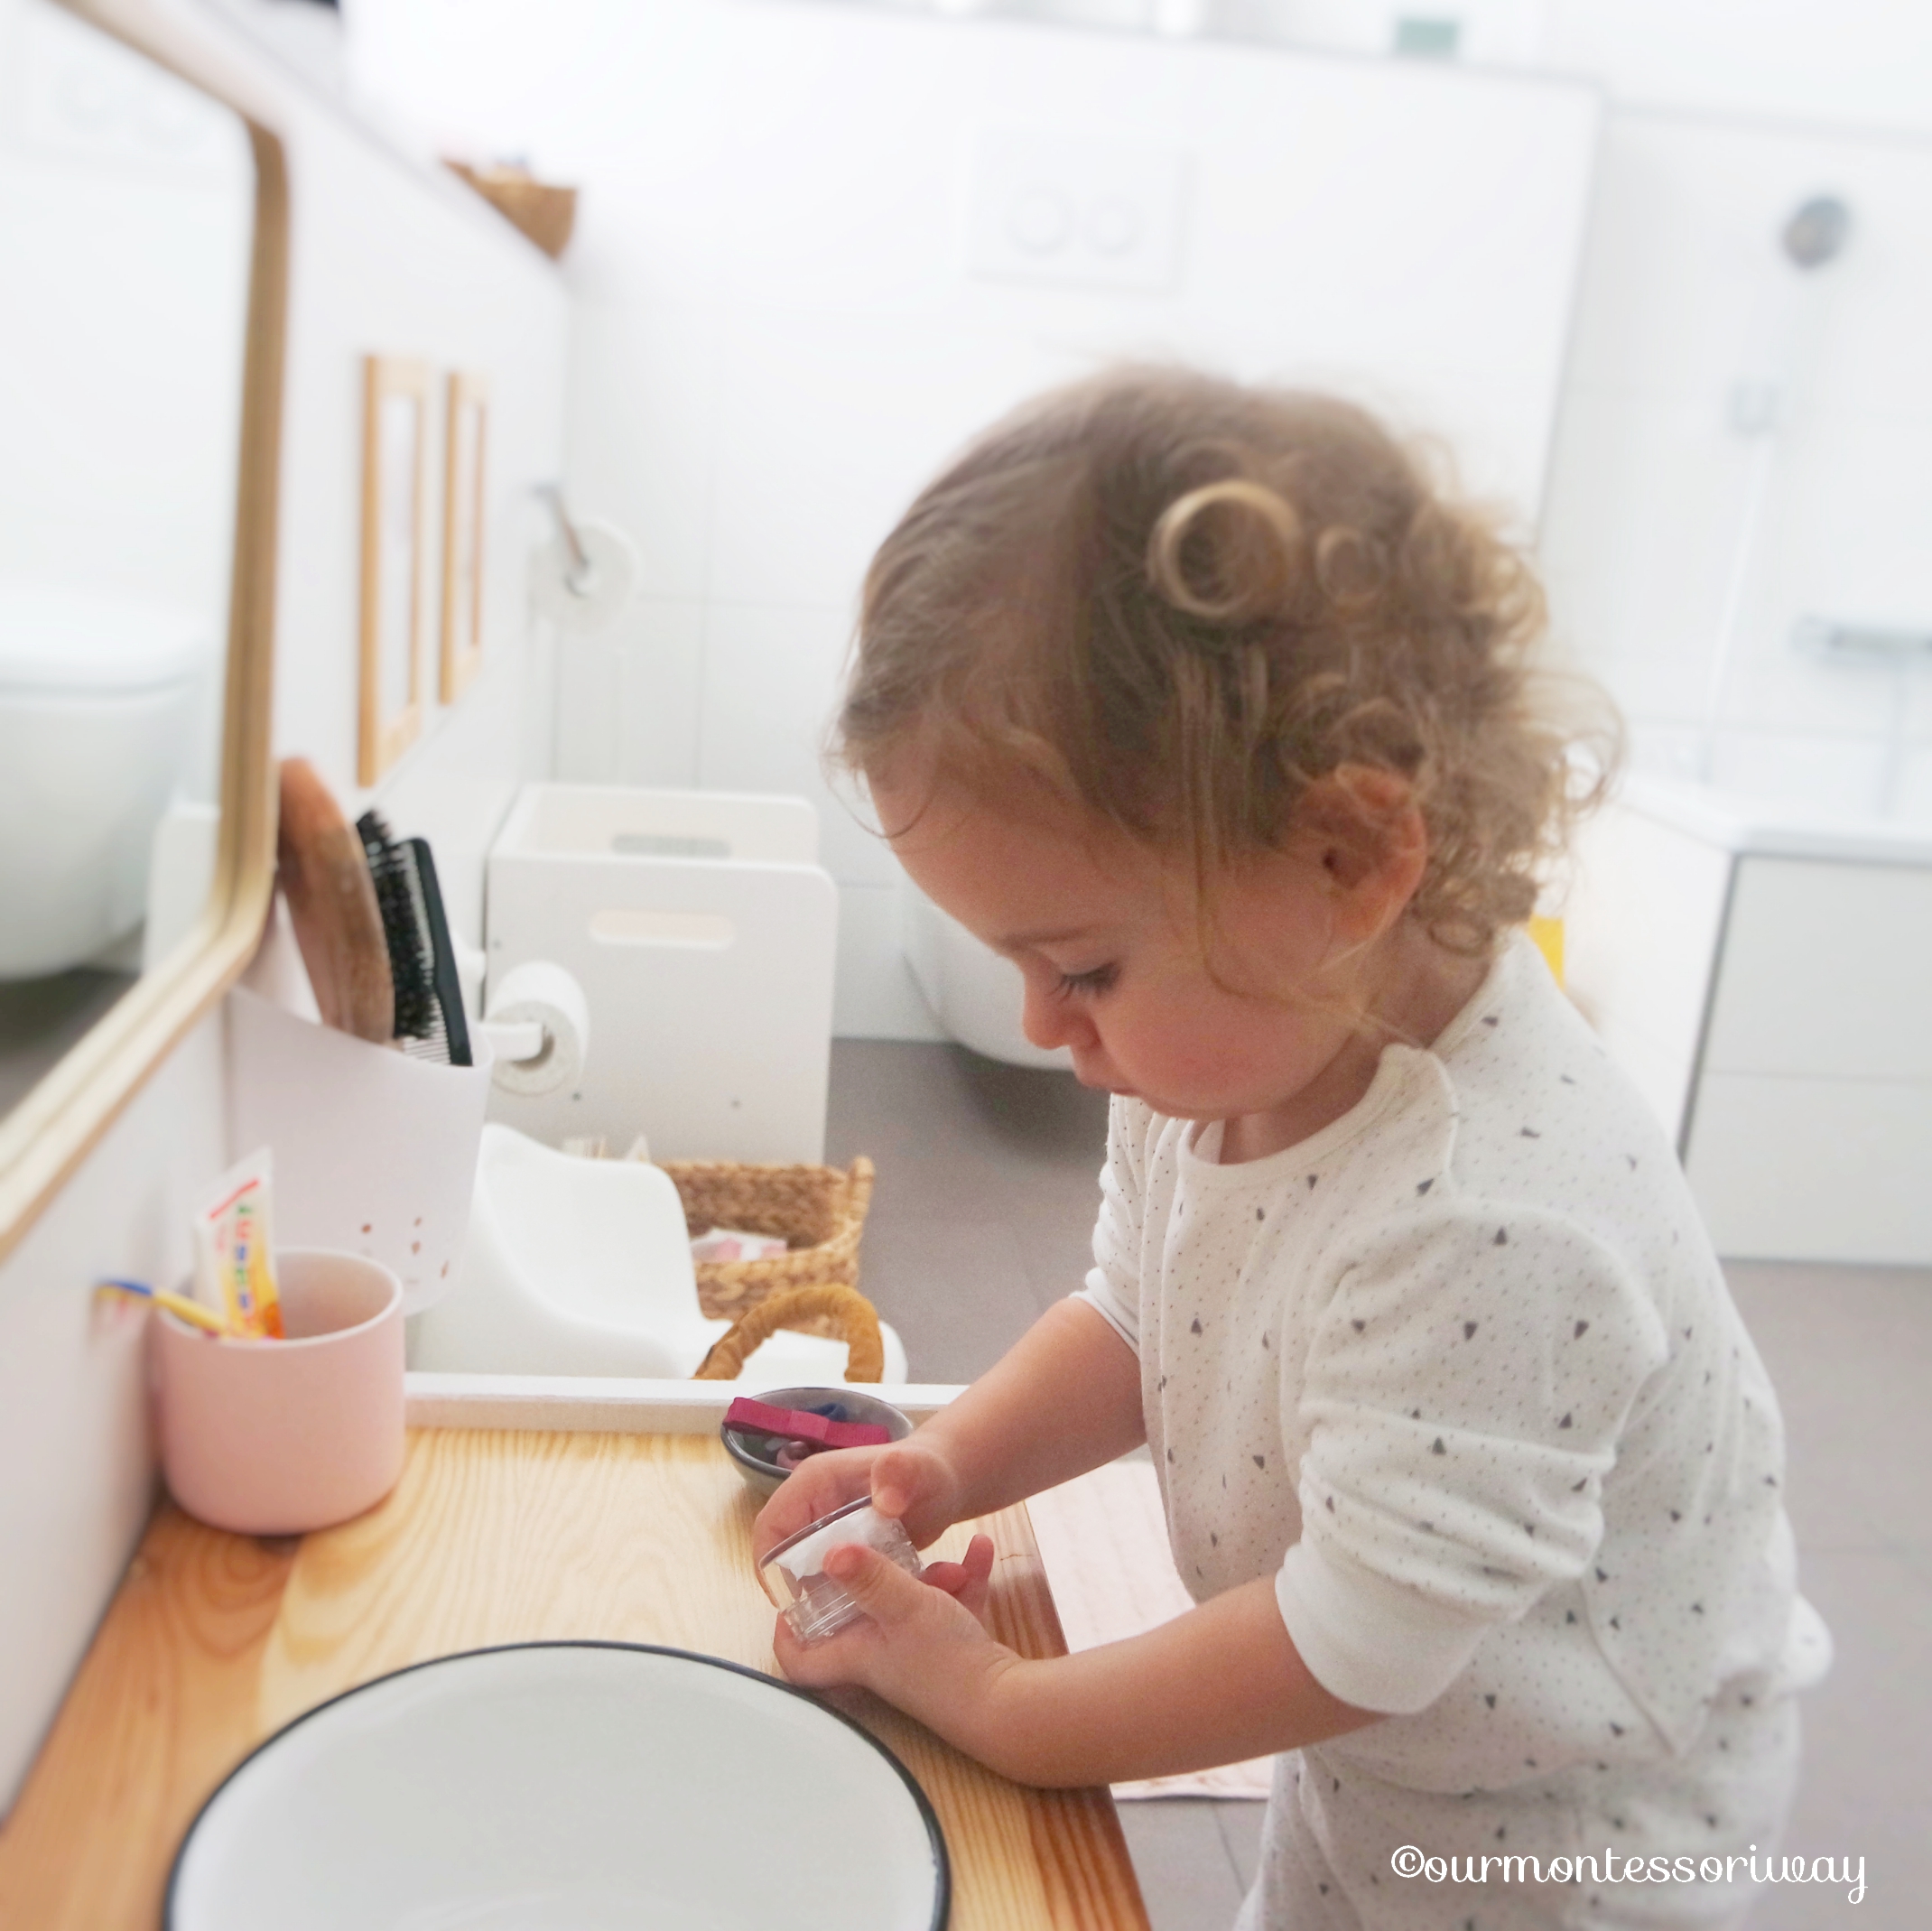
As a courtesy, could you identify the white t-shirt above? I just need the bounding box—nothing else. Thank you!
[1078,934,1820,1793]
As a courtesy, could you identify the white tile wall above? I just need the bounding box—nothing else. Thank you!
[1538,112,1932,821]
[353,0,1598,1035]
[614,599,707,791]
[350,1,1932,1031]
[1706,734,1886,820]
[702,311,1073,612]
[1538,390,1753,690]
[564,297,720,605]
[1540,0,1932,137]
[551,629,624,782]
[696,602,876,877]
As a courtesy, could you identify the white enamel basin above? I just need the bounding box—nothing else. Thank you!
[167,1643,949,1930]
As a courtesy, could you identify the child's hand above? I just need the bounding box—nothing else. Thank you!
[751,1437,963,1559]
[773,1532,1012,1721]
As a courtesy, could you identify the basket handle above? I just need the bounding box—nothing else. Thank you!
[844,1155,876,1226]
[693,1283,885,1383]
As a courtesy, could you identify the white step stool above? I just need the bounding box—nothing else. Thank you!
[484,784,838,1162]
[412,1125,906,1383]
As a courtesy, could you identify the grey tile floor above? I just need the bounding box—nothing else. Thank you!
[0,967,131,1114]
[826,1039,1932,1931]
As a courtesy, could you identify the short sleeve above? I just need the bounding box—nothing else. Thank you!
[1073,1096,1149,1355]
[1275,1207,1669,1714]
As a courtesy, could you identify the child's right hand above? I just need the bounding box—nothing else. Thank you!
[750,1435,963,1559]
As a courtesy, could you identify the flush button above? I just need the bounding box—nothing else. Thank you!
[1086,194,1145,257]
[1008,183,1073,256]
[968,125,1188,295]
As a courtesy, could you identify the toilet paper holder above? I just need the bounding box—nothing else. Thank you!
[481,959,591,1098]
[449,934,586,1091]
[478,1016,545,1063]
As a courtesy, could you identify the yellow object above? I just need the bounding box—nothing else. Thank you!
[193,1148,284,1339]
[97,1281,236,1336]
[1528,914,1565,986]
[151,1289,236,1335]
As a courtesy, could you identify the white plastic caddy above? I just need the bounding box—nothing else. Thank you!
[484,784,837,1162]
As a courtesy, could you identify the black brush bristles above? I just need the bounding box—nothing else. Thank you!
[358,812,435,1040]
[406,831,472,1067]
[355,812,473,1067]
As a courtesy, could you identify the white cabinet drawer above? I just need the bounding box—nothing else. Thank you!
[1686,1071,1932,1264]
[1565,802,1732,1144]
[1703,858,1932,1081]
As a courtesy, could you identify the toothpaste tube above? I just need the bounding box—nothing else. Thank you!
[191,1147,283,1339]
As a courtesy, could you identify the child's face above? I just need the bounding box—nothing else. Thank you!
[876,768,1380,1127]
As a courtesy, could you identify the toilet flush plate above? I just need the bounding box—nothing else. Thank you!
[167,1642,949,1930]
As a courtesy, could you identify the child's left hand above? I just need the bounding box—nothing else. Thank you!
[776,1529,1374,1789]
[773,1532,1013,1722]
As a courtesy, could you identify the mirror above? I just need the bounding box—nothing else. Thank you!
[0,0,282,1258]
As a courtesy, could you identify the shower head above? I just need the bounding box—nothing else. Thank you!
[1781,196,1852,270]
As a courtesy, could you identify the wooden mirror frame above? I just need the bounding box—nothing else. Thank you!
[441,369,488,704]
[0,10,286,1268]
[359,353,430,784]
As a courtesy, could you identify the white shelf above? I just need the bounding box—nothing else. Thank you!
[404,1372,964,1434]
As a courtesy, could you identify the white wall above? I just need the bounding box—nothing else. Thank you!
[348,0,1598,1037]
[271,110,570,946]
[348,0,1932,1007]
[0,0,567,1815]
[1186,0,1932,131]
[1374,0,1932,826]
[1537,0,1932,135]
[1538,114,1932,822]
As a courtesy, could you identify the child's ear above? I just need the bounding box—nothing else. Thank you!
[1296,766,1427,942]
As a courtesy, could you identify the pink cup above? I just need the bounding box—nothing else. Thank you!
[153,1249,405,1535]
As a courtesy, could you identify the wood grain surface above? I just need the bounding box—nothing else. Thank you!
[0,1429,1149,1931]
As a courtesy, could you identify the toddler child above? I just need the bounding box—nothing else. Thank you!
[754,369,1828,1929]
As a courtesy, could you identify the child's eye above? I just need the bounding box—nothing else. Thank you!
[1054,963,1119,999]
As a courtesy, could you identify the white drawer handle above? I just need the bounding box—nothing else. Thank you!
[589,908,735,950]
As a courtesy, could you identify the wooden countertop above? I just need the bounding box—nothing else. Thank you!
[0,1427,1149,1929]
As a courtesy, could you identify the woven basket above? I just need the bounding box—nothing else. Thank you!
[655,1156,875,1324]
[445,162,579,259]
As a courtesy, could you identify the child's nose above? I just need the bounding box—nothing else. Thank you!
[1021,979,1095,1054]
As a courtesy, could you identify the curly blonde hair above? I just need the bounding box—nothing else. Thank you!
[837,368,1611,955]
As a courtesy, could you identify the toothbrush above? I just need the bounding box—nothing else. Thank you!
[96,1278,237,1337]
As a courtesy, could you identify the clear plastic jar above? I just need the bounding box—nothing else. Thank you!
[757,1498,923,1643]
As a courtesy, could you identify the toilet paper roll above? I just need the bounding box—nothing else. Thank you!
[530,517,638,636]
[486,961,590,1097]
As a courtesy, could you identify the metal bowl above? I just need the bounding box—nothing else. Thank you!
[720,1385,915,1500]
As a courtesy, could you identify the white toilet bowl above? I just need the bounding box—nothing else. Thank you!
[900,882,1073,1071]
[413,1125,909,1384]
[0,584,215,979]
